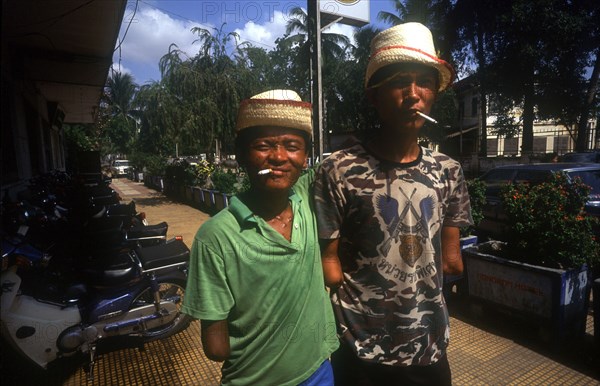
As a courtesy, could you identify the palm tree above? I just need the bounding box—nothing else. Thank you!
[284,6,351,68]
[105,71,138,121]
[191,23,244,61]
[378,0,435,25]
[102,71,139,155]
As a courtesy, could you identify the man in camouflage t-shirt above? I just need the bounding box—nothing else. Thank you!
[314,23,472,386]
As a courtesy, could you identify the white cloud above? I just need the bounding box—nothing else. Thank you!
[113,5,210,82]
[323,23,357,47]
[113,2,359,83]
[110,62,132,76]
[120,6,207,63]
[234,9,357,51]
[233,10,288,50]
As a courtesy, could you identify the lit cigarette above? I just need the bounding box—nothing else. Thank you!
[258,168,272,175]
[416,111,438,124]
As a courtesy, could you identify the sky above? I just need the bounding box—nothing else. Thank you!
[111,0,397,84]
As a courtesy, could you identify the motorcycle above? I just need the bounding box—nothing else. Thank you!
[1,237,192,379]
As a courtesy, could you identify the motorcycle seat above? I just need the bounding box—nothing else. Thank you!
[20,272,89,306]
[136,239,189,271]
[126,221,168,239]
[80,250,140,288]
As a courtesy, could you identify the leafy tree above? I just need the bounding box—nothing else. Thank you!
[451,0,502,156]
[327,26,379,138]
[100,71,139,155]
[284,5,351,152]
[483,0,597,153]
[378,0,456,63]
[63,123,96,152]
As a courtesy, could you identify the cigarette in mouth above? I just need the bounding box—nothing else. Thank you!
[416,111,438,124]
[258,168,273,175]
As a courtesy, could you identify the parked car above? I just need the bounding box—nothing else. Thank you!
[476,163,600,240]
[561,151,600,163]
[111,159,131,177]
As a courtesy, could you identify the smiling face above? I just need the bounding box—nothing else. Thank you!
[236,126,309,194]
[368,63,439,134]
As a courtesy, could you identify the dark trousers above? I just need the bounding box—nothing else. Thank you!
[331,342,452,386]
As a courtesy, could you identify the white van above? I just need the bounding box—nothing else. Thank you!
[112,159,131,177]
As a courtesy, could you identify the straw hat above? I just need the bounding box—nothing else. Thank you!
[365,22,455,91]
[235,89,312,136]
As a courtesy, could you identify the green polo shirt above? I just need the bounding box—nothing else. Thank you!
[182,171,338,386]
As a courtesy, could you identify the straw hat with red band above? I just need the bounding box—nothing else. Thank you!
[365,22,455,91]
[236,89,312,136]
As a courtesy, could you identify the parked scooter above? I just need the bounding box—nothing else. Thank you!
[1,237,192,379]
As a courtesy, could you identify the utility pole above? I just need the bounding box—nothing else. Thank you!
[307,0,323,164]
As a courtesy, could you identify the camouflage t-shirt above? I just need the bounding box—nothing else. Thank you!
[315,143,472,367]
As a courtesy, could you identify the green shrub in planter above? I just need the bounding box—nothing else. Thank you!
[211,170,239,195]
[461,178,486,238]
[165,159,196,187]
[193,159,215,188]
[500,171,599,270]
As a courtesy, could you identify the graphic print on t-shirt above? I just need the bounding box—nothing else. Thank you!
[376,186,435,267]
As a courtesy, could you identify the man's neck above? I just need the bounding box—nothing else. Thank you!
[242,190,290,220]
[369,134,421,164]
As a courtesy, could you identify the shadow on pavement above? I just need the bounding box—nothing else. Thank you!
[446,291,600,381]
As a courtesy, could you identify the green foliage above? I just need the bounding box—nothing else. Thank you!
[500,172,600,269]
[461,178,486,237]
[145,155,167,176]
[211,169,241,195]
[490,96,521,138]
[63,124,96,152]
[192,160,215,187]
[164,160,196,187]
[422,87,459,145]
[129,152,167,176]
[95,2,598,161]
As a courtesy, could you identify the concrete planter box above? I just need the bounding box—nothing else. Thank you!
[463,241,590,341]
[202,189,215,209]
[184,186,194,203]
[213,192,230,212]
[192,187,203,208]
[146,175,164,191]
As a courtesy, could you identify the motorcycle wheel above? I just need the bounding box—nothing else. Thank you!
[130,275,192,341]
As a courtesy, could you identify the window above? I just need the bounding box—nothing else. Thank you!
[514,170,551,186]
[504,138,519,155]
[487,138,498,156]
[554,135,570,153]
[533,137,548,153]
[471,97,478,117]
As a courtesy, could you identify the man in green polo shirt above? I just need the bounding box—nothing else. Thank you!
[182,89,338,386]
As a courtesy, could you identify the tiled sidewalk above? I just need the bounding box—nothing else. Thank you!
[2,178,598,385]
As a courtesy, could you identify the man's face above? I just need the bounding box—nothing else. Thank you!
[242,127,309,193]
[368,64,438,132]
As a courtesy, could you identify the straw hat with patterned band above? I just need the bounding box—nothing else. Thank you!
[236,89,312,136]
[365,22,455,91]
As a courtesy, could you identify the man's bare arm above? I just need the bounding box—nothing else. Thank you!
[441,226,464,275]
[200,319,230,362]
[320,238,343,289]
